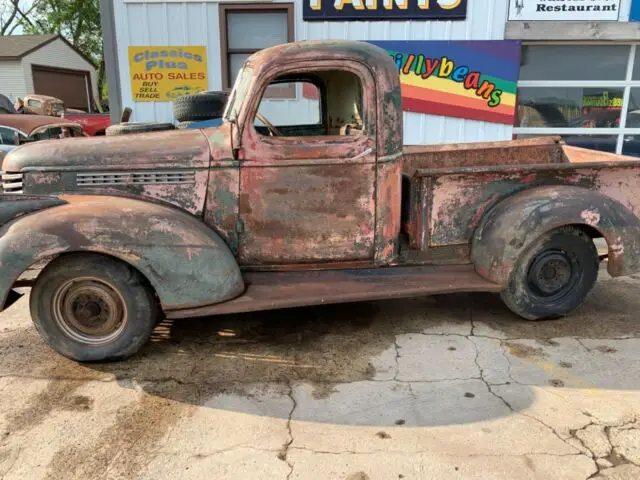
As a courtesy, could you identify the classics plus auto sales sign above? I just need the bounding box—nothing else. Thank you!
[303,0,468,21]
[128,46,209,102]
[508,0,621,21]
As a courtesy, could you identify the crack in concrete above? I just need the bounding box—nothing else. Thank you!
[392,337,401,382]
[468,335,587,461]
[571,419,640,479]
[280,380,297,480]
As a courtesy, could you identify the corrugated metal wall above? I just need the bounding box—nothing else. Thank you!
[114,0,512,144]
[0,61,27,101]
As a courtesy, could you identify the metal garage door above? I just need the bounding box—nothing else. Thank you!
[32,66,91,111]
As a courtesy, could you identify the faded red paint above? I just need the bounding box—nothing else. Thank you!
[3,40,640,325]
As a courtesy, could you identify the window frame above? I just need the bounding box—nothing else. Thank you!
[255,76,326,134]
[219,2,295,97]
[514,42,640,155]
[239,62,376,161]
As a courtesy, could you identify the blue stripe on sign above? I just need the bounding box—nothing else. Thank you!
[369,41,521,80]
[632,0,640,21]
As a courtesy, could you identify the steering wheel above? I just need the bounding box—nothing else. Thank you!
[255,112,283,137]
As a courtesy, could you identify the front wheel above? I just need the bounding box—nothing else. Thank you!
[501,227,599,321]
[30,254,159,362]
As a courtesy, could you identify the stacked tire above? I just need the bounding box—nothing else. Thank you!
[173,91,228,125]
[106,91,229,136]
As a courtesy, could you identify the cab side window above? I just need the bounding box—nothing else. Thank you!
[254,70,364,138]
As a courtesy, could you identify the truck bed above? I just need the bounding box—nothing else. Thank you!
[402,136,640,251]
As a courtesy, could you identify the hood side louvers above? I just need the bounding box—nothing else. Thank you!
[77,171,196,187]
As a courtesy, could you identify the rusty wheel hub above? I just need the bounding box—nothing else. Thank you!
[527,250,578,298]
[52,278,128,345]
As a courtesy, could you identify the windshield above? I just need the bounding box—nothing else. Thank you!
[223,65,254,123]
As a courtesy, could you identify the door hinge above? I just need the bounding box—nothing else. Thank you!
[236,218,245,233]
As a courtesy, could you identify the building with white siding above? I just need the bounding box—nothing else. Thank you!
[0,35,99,112]
[100,0,640,154]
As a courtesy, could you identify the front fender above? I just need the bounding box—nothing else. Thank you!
[471,185,640,286]
[0,194,66,225]
[0,195,244,311]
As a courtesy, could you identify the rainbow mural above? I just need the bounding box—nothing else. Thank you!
[369,41,521,125]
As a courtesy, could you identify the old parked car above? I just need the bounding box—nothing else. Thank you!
[0,114,85,146]
[2,40,640,362]
[0,94,16,114]
[20,94,111,136]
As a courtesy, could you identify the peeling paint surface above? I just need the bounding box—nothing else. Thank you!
[581,209,601,227]
[0,195,243,311]
[238,162,376,264]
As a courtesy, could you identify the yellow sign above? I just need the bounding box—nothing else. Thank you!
[128,46,208,102]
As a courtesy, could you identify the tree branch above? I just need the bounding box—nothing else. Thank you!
[0,0,20,36]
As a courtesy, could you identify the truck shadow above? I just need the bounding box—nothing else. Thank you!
[87,275,640,427]
[2,276,639,428]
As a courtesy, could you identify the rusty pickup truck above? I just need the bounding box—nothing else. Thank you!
[2,40,640,362]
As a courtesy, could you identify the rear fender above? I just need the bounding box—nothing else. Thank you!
[0,195,244,311]
[471,185,640,286]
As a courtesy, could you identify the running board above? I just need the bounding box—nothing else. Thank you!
[166,264,501,319]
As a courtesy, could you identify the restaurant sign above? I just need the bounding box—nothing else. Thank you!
[128,46,208,102]
[303,0,467,21]
[508,0,621,21]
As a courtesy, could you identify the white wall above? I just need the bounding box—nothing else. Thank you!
[114,0,513,144]
[0,61,28,101]
[22,38,99,106]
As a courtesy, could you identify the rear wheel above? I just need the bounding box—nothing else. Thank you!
[30,254,159,362]
[501,227,599,320]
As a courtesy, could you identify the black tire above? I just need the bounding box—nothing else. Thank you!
[30,254,160,362]
[173,91,228,122]
[105,122,175,136]
[500,227,599,321]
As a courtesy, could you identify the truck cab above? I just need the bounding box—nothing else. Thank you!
[222,41,403,265]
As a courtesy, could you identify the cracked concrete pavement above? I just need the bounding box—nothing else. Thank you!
[1,265,640,479]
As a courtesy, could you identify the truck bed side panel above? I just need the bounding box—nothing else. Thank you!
[411,162,640,248]
[403,137,565,174]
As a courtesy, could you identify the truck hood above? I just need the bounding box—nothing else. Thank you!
[2,128,212,172]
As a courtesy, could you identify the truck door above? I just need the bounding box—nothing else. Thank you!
[237,65,377,265]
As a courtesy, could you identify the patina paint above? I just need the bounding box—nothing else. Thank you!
[3,40,640,320]
[0,195,244,311]
[472,185,640,284]
[3,128,211,216]
[238,161,376,264]
[375,157,402,263]
[203,123,241,255]
[235,46,385,265]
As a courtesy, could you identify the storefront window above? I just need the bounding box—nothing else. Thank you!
[520,45,629,81]
[220,4,294,90]
[517,88,624,128]
[515,45,640,157]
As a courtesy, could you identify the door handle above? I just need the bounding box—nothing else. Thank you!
[350,148,374,161]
